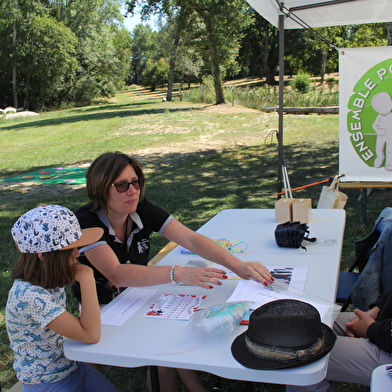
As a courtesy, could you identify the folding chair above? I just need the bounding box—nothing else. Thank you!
[336,218,382,312]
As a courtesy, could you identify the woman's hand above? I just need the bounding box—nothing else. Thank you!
[175,266,228,289]
[230,261,274,286]
[173,262,273,289]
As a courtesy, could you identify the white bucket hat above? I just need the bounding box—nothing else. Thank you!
[11,204,103,253]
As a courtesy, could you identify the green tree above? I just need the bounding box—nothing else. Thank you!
[184,0,250,103]
[0,0,131,109]
[141,57,169,90]
[0,5,16,107]
[62,0,131,105]
[285,27,337,80]
[126,0,251,104]
[129,23,158,85]
[346,23,388,47]
[295,24,387,80]
[156,8,190,101]
[16,15,77,109]
[237,9,280,84]
[152,6,204,100]
[174,48,203,87]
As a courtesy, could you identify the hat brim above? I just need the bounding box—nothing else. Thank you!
[231,323,336,370]
[60,227,103,250]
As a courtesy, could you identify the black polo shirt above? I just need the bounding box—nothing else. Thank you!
[73,198,171,304]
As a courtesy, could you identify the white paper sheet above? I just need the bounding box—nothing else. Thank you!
[266,265,308,291]
[101,288,158,326]
[227,280,329,319]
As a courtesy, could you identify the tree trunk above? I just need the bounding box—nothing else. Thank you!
[204,18,225,104]
[167,58,175,101]
[387,22,392,45]
[167,31,181,101]
[263,60,276,86]
[12,21,18,109]
[320,49,327,83]
[262,24,276,86]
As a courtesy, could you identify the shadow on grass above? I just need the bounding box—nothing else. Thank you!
[1,140,340,219]
[0,103,206,132]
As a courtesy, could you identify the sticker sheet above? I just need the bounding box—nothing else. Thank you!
[143,293,206,320]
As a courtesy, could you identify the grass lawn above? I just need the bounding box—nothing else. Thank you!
[0,86,383,391]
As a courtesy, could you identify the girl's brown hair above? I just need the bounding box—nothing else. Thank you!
[86,151,145,214]
[11,249,75,289]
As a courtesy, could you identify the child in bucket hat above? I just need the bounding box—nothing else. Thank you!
[6,205,119,392]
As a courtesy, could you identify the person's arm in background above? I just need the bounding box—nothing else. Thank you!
[345,289,392,353]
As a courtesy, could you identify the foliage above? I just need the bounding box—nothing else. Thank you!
[174,48,204,85]
[141,57,170,90]
[348,23,388,47]
[185,0,252,103]
[129,24,159,85]
[198,75,216,103]
[292,26,344,77]
[126,0,252,104]
[156,12,205,91]
[15,16,78,110]
[183,79,339,109]
[0,0,131,110]
[126,1,389,98]
[290,73,311,93]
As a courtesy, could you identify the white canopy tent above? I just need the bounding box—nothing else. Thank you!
[245,0,392,194]
[247,0,392,29]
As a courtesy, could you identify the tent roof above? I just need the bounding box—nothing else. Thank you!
[246,0,392,29]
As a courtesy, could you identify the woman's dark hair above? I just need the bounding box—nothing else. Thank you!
[86,151,145,214]
[11,249,75,289]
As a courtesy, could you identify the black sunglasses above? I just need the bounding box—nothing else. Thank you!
[111,179,145,193]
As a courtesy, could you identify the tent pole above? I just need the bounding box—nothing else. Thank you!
[277,4,285,198]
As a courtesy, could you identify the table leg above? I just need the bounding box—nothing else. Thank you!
[149,366,161,392]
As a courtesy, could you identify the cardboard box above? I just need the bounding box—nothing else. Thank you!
[292,198,312,223]
[275,198,294,223]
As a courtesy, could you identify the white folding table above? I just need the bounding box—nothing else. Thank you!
[64,208,346,388]
[370,364,392,391]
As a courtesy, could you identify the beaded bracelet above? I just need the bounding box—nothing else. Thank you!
[170,264,180,285]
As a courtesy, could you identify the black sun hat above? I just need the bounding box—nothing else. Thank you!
[231,299,336,370]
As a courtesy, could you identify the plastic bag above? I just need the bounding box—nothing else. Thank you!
[186,301,251,335]
[317,175,348,209]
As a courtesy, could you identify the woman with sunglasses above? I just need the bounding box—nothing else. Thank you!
[73,151,273,392]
